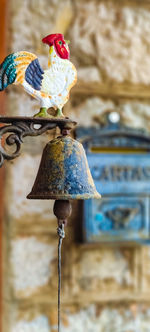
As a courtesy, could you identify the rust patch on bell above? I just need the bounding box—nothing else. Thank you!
[27,136,101,200]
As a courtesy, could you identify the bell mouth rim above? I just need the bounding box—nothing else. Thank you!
[27,192,101,200]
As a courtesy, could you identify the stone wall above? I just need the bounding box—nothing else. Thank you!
[3,1,150,331]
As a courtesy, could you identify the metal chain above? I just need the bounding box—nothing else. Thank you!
[57,223,65,332]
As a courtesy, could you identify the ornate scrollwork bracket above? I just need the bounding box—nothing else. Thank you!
[0,116,76,167]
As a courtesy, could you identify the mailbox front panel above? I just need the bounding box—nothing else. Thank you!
[76,122,150,244]
[84,152,150,243]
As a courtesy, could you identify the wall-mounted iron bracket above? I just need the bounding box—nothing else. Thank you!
[0,116,76,167]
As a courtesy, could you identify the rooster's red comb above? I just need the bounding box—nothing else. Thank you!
[42,33,64,46]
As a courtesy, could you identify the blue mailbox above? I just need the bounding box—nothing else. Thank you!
[76,112,150,244]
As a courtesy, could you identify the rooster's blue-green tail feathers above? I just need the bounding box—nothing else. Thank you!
[0,53,17,91]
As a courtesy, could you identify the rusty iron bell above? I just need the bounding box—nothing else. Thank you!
[27,135,100,200]
[27,134,101,332]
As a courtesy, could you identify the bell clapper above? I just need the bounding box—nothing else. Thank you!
[53,200,72,332]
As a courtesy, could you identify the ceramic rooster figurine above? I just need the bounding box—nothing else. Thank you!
[0,33,77,117]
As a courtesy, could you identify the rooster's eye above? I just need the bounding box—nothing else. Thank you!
[58,41,62,45]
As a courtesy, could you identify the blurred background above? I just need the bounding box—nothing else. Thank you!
[2,0,150,331]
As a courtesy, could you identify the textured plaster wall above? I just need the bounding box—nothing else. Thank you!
[3,1,150,332]
[71,1,150,84]
[10,237,56,297]
[11,316,50,332]
[69,96,150,131]
[61,305,150,332]
[6,154,55,224]
[9,304,150,332]
[71,248,133,295]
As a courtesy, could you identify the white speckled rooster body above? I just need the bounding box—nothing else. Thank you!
[0,33,77,117]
